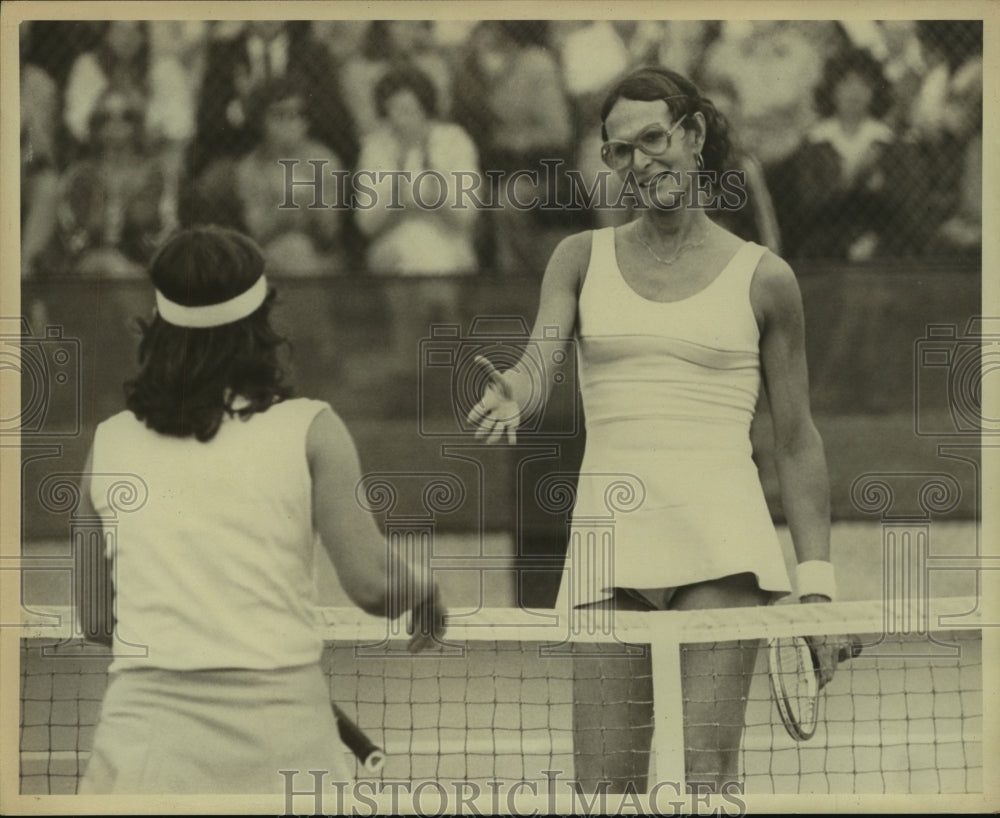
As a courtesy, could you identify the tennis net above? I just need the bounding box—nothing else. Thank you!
[18,596,983,796]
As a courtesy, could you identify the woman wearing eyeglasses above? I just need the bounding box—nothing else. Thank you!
[467,66,846,792]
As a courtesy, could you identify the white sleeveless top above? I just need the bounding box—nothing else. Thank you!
[560,226,792,607]
[90,398,330,672]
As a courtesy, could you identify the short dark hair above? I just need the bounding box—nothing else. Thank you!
[125,225,292,442]
[374,66,437,119]
[245,75,309,139]
[599,66,733,176]
[813,48,893,119]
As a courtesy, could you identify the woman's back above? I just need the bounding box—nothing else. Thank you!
[92,398,329,671]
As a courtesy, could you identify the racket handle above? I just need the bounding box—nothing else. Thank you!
[332,703,385,773]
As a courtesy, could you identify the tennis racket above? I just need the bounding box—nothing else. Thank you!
[768,634,863,741]
[332,703,386,773]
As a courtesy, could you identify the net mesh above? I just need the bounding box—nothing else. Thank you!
[19,598,982,796]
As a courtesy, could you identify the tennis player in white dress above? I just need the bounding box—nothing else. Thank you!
[78,225,444,794]
[469,66,850,792]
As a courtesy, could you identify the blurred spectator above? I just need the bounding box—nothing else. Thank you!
[62,20,196,230]
[771,48,895,260]
[311,19,371,70]
[910,21,983,141]
[55,89,164,277]
[702,21,840,165]
[838,20,925,131]
[870,22,982,259]
[699,77,782,254]
[340,21,453,137]
[184,77,347,276]
[554,21,631,231]
[453,21,575,276]
[355,67,479,369]
[147,21,209,232]
[20,22,61,281]
[187,21,358,178]
[930,57,982,258]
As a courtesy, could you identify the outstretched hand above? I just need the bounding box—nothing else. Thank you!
[466,355,520,445]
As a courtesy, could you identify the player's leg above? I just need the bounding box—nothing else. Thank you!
[571,589,655,794]
[670,572,771,791]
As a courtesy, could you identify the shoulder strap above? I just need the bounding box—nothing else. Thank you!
[726,241,768,290]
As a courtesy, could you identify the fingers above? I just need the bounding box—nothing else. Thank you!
[464,357,521,443]
[805,635,837,690]
[407,588,447,654]
[472,354,504,386]
[808,633,862,690]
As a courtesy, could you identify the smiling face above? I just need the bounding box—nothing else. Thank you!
[602,98,702,209]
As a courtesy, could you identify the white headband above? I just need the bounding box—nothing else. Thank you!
[155,276,268,328]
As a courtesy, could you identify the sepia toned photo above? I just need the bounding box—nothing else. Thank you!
[1,2,996,815]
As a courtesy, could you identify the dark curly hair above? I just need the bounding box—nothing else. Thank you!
[813,48,893,120]
[124,225,292,442]
[599,66,733,176]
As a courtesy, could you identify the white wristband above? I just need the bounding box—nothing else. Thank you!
[796,560,837,601]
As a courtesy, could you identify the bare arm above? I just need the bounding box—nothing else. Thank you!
[307,408,443,648]
[754,253,851,683]
[468,231,589,442]
[752,253,831,578]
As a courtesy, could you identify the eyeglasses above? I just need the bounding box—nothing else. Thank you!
[600,115,688,171]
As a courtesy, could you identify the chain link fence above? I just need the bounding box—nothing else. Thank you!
[20,18,982,281]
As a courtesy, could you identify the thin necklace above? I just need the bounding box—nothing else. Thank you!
[633,219,707,265]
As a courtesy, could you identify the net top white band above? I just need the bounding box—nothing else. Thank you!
[155,276,268,328]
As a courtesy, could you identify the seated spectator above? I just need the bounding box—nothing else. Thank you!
[837,20,926,132]
[62,20,196,230]
[355,67,479,371]
[187,21,358,179]
[339,21,453,138]
[772,48,895,260]
[452,20,575,276]
[55,89,164,277]
[184,76,347,276]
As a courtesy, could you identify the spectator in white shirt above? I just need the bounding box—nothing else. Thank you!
[355,67,480,374]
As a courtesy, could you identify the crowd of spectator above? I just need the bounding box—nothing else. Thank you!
[20,19,983,284]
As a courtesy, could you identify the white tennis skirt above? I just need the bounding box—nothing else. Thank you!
[79,663,351,794]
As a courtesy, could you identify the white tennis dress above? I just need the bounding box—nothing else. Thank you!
[80,398,351,794]
[558,227,793,609]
